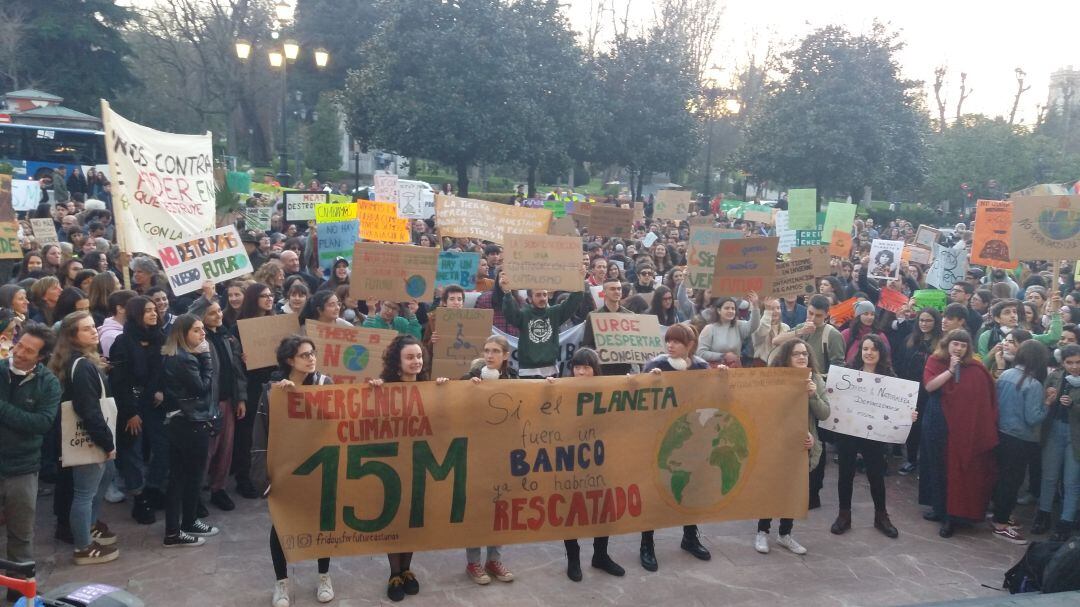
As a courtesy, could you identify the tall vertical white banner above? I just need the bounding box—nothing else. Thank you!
[101,100,216,256]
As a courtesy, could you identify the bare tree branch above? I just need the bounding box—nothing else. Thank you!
[932,65,947,132]
[955,72,972,121]
[1008,67,1031,126]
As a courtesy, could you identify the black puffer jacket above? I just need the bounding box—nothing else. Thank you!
[108,321,164,421]
[162,349,214,422]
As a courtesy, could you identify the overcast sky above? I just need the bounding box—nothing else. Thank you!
[567,0,1079,125]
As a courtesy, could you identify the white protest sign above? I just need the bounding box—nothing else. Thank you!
[820,367,918,444]
[157,225,252,295]
[373,173,399,203]
[11,179,40,212]
[773,210,796,254]
[642,232,658,248]
[396,180,434,219]
[927,243,969,290]
[101,100,216,256]
[868,239,903,281]
[282,191,327,222]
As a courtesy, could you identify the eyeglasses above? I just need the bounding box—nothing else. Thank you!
[259,293,274,299]
[639,272,654,277]
[791,351,809,357]
[295,350,317,360]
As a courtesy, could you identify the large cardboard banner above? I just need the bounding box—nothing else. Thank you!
[283,191,329,223]
[435,251,480,290]
[710,237,779,295]
[101,100,216,256]
[357,201,410,243]
[503,234,583,292]
[820,367,918,444]
[590,313,665,365]
[237,313,300,370]
[653,190,693,220]
[927,243,968,290]
[1011,195,1080,260]
[435,195,552,244]
[586,205,634,238]
[266,367,810,560]
[786,189,817,230]
[820,202,857,243]
[970,199,1017,268]
[686,227,742,289]
[868,239,903,281]
[350,243,438,302]
[431,308,495,379]
[157,226,252,296]
[306,320,397,383]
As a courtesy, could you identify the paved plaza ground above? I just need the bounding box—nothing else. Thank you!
[16,455,1032,607]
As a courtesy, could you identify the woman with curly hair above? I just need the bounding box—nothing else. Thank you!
[366,335,450,601]
[252,259,286,301]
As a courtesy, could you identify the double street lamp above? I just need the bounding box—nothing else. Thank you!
[235,1,328,185]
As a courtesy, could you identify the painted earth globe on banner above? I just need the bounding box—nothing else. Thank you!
[656,408,749,510]
[343,345,369,372]
[405,275,427,298]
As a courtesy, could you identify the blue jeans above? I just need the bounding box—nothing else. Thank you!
[1040,420,1080,522]
[70,462,111,549]
[115,425,145,494]
[141,403,170,491]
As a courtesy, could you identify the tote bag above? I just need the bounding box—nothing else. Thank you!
[60,357,117,468]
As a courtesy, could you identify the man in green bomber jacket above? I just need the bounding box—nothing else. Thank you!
[502,279,584,379]
[0,322,62,569]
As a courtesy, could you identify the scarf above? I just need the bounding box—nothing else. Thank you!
[1067,375,1080,389]
[480,366,501,381]
[667,357,689,371]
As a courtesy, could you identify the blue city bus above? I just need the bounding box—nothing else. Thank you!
[0,122,108,180]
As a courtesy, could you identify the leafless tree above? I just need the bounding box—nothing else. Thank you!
[955,72,972,121]
[1008,68,1030,125]
[932,66,947,132]
[652,0,725,83]
[0,5,30,91]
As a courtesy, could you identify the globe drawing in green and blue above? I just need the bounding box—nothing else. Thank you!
[342,345,369,372]
[405,275,427,298]
[1038,207,1080,241]
[657,409,749,509]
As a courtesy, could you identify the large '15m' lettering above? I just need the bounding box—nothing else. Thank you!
[293,439,468,532]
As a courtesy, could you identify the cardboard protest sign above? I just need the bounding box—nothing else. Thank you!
[30,218,59,245]
[0,223,21,260]
[242,207,272,231]
[789,245,831,277]
[590,313,665,365]
[794,212,826,246]
[773,211,796,254]
[653,189,693,220]
[686,227,743,289]
[350,243,438,302]
[435,195,552,244]
[101,100,216,256]
[912,289,947,311]
[357,200,410,243]
[828,230,853,259]
[431,308,495,379]
[547,215,577,236]
[373,173,399,204]
[0,175,11,220]
[237,313,300,370]
[829,297,857,326]
[902,244,932,266]
[305,319,397,383]
[914,225,940,250]
[396,181,434,219]
[266,367,810,560]
[868,239,903,281]
[587,205,634,238]
[821,368,918,444]
[157,226,251,295]
[927,243,968,290]
[504,234,583,292]
[877,288,909,314]
[1011,195,1080,260]
[742,205,775,225]
[768,257,817,299]
[435,252,480,290]
[786,189,817,230]
[711,237,779,295]
[970,199,1017,268]
[820,202,857,243]
[282,191,329,222]
[316,208,360,275]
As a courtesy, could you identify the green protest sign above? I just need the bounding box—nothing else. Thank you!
[787,189,817,230]
[821,202,857,243]
[912,289,947,311]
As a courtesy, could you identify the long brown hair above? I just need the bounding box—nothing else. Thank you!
[48,311,104,385]
[932,329,975,364]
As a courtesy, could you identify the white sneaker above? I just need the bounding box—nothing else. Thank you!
[316,573,334,603]
[777,534,807,555]
[754,531,769,554]
[104,482,126,504]
[272,579,291,607]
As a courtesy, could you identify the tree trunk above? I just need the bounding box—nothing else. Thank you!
[456,162,470,198]
[527,162,538,198]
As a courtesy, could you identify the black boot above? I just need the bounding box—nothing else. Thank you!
[564,541,582,582]
[680,526,711,561]
[131,493,156,525]
[1031,510,1052,535]
[591,538,625,576]
[874,510,898,539]
[938,519,955,538]
[236,478,259,499]
[808,492,821,510]
[143,486,166,510]
[830,510,851,535]
[639,532,658,572]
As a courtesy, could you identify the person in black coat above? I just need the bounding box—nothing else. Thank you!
[160,314,216,547]
[108,295,164,524]
[48,311,119,565]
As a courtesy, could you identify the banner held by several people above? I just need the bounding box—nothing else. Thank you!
[266,367,810,560]
[157,225,252,296]
[101,100,216,256]
[435,195,552,244]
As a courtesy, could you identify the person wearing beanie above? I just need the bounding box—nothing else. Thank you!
[840,300,890,366]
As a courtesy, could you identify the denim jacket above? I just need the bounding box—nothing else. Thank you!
[995,366,1047,442]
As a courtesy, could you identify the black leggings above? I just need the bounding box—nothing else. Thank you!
[165,417,211,535]
[270,526,329,581]
[836,436,886,511]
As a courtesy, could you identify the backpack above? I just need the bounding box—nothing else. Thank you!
[1042,537,1080,594]
[1003,540,1064,593]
